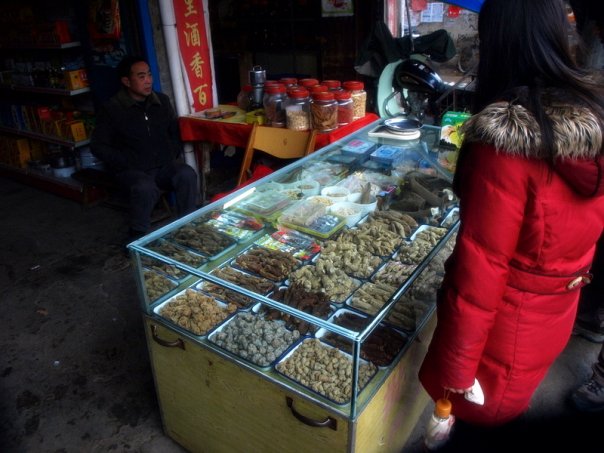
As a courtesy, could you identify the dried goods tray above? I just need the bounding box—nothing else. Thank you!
[164,222,237,261]
[153,287,238,338]
[230,244,302,284]
[254,228,322,263]
[146,238,209,270]
[263,288,336,336]
[143,268,179,305]
[315,307,409,368]
[208,308,302,370]
[274,337,378,406]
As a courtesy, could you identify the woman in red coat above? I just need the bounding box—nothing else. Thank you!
[418,0,604,427]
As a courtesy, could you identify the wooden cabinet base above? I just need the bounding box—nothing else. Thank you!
[144,315,436,453]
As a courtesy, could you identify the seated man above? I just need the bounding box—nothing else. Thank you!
[91,55,198,246]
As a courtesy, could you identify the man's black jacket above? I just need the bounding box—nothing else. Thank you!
[91,89,182,172]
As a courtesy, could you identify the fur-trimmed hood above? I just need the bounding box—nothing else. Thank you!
[461,101,604,197]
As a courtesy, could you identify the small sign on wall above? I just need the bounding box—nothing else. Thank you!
[322,0,354,17]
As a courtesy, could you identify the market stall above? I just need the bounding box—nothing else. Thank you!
[129,116,459,452]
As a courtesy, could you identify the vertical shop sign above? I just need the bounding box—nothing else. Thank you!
[173,0,214,111]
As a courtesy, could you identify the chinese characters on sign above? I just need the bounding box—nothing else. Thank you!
[173,0,214,112]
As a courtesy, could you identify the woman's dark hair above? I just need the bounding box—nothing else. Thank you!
[116,55,148,80]
[473,0,604,161]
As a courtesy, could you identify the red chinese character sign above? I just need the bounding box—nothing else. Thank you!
[173,0,215,112]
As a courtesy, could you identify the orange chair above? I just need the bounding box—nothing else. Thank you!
[236,124,318,186]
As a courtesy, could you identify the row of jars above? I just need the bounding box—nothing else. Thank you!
[237,78,367,132]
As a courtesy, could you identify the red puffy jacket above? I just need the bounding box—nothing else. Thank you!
[419,100,604,426]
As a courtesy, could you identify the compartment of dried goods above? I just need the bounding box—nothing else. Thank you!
[144,268,179,304]
[396,225,448,265]
[141,255,194,283]
[337,220,403,258]
[315,308,409,368]
[196,280,255,310]
[263,282,335,335]
[167,222,236,260]
[231,245,300,283]
[146,239,208,270]
[371,260,417,288]
[289,263,361,305]
[210,265,276,297]
[275,338,377,405]
[254,229,321,262]
[440,207,460,228]
[154,288,237,337]
[208,310,301,369]
[315,239,383,280]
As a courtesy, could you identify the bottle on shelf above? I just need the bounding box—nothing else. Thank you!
[334,90,354,127]
[310,91,337,132]
[342,80,367,120]
[237,84,253,111]
[263,83,287,127]
[285,88,310,131]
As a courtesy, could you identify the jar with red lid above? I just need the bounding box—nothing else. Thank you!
[279,77,298,88]
[334,90,354,126]
[263,80,281,106]
[285,88,310,131]
[342,80,367,120]
[309,85,328,95]
[310,91,338,132]
[237,84,253,111]
[322,80,342,91]
[299,78,320,89]
[263,84,287,127]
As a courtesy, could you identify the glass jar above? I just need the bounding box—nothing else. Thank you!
[334,90,354,127]
[299,78,320,90]
[263,84,287,127]
[285,88,311,131]
[262,80,281,107]
[342,80,367,120]
[310,91,338,132]
[279,77,298,88]
[237,84,253,111]
[322,80,342,91]
[309,85,328,95]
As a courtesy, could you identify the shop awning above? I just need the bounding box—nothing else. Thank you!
[443,0,484,13]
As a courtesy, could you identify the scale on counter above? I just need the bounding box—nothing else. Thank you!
[368,118,422,140]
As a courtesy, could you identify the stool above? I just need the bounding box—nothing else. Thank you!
[72,168,173,224]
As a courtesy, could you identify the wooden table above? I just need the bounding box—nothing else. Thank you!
[179,109,380,202]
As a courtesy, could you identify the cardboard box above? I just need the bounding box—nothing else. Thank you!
[64,120,87,142]
[64,69,88,91]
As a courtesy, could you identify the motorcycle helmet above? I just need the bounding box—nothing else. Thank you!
[394,57,445,94]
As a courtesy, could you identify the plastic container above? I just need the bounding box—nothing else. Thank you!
[298,78,320,89]
[328,201,362,227]
[424,398,454,450]
[320,185,351,202]
[263,83,287,127]
[285,88,311,131]
[237,84,253,111]
[342,80,367,120]
[334,90,354,127]
[279,77,298,88]
[310,91,338,132]
[321,79,342,91]
[309,85,328,95]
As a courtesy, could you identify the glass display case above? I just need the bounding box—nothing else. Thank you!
[129,118,460,453]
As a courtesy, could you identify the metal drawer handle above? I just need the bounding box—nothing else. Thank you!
[151,324,185,350]
[286,396,337,430]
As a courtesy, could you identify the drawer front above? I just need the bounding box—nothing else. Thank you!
[145,317,350,453]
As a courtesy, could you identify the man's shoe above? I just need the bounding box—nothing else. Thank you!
[570,377,604,412]
[572,318,604,343]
